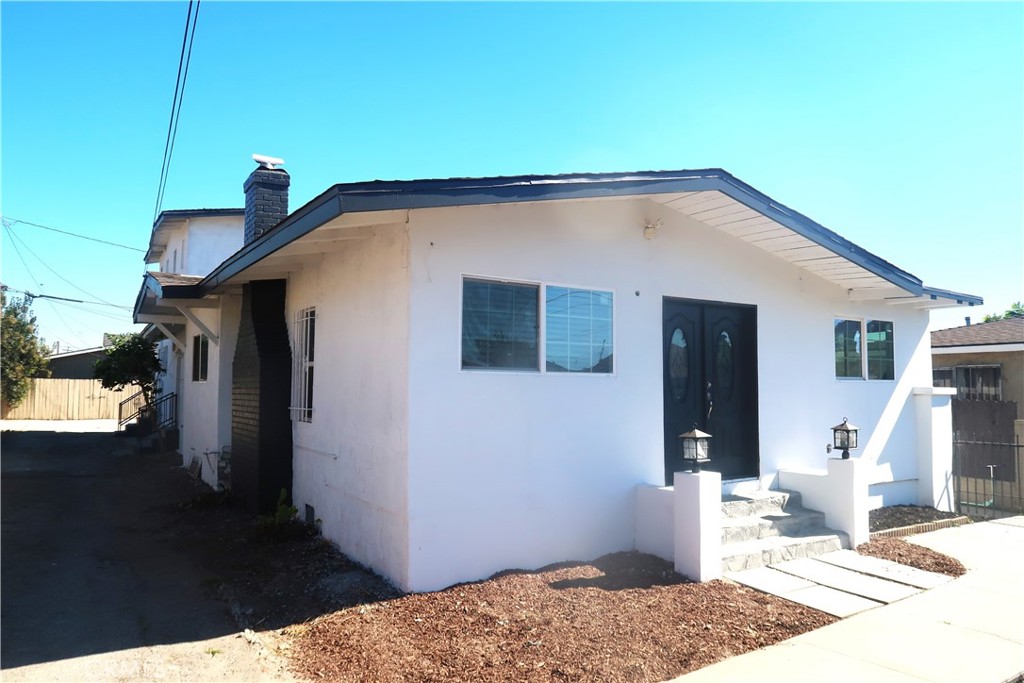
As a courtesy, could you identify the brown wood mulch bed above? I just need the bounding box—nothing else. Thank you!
[856,537,966,577]
[287,552,836,683]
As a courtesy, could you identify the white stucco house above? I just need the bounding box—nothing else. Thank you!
[134,162,980,592]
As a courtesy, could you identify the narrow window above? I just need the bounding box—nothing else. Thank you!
[866,320,894,380]
[545,286,613,373]
[834,318,862,378]
[291,307,316,422]
[461,279,539,370]
[191,334,208,382]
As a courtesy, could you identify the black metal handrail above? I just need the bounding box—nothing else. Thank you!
[117,390,146,429]
[152,392,177,430]
[117,391,177,432]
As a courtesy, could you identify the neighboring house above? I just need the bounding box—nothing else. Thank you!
[46,346,108,379]
[134,162,980,592]
[135,209,245,465]
[932,317,1024,415]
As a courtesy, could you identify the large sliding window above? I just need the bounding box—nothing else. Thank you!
[835,318,894,380]
[545,287,613,373]
[461,279,539,370]
[461,277,613,374]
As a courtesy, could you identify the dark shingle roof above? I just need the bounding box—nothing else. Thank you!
[149,272,203,287]
[931,318,1024,347]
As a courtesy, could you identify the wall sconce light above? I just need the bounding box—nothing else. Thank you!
[643,218,663,240]
[680,424,712,472]
[827,417,859,459]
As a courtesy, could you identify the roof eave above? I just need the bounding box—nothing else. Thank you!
[191,169,956,301]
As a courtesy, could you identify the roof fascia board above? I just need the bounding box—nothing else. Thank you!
[933,343,1024,355]
[191,169,977,304]
[920,286,983,307]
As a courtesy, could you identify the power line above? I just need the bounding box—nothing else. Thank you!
[0,285,131,310]
[0,216,145,252]
[153,0,201,221]
[3,223,44,288]
[3,224,127,307]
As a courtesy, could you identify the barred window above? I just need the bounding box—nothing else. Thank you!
[291,307,315,422]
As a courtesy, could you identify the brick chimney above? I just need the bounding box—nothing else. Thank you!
[243,155,289,245]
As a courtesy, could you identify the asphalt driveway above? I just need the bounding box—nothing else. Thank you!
[0,425,293,682]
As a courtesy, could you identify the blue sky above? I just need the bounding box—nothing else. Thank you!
[2,2,1021,350]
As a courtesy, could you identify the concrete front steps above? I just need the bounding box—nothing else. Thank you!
[721,490,849,572]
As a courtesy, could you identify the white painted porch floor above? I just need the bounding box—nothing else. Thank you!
[726,549,954,618]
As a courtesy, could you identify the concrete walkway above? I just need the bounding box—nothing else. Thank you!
[726,550,952,618]
[672,517,1024,683]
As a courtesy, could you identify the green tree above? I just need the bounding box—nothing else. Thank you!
[93,333,163,414]
[982,301,1024,322]
[1,293,51,408]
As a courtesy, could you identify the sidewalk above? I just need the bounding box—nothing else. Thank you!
[671,517,1024,683]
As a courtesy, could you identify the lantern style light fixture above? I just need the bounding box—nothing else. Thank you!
[680,425,712,472]
[830,417,859,459]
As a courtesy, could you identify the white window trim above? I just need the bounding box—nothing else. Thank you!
[834,316,895,382]
[191,333,209,383]
[290,307,315,423]
[459,274,616,376]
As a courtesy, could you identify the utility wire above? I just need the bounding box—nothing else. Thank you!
[0,216,145,252]
[2,227,91,347]
[153,0,201,222]
[3,223,127,307]
[2,223,44,291]
[0,285,131,310]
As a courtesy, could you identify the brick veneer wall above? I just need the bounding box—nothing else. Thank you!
[243,167,289,245]
[231,279,293,514]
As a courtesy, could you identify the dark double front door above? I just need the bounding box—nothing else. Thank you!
[663,298,759,484]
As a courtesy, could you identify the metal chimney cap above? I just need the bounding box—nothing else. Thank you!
[252,154,285,170]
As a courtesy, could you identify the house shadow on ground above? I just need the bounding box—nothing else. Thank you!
[0,428,395,670]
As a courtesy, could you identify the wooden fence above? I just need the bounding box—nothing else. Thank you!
[1,379,123,420]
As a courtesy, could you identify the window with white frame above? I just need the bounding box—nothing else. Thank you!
[191,334,209,382]
[462,279,539,370]
[291,307,315,422]
[461,277,613,373]
[834,318,894,380]
[545,286,613,373]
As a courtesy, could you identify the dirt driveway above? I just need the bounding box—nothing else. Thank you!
[0,426,296,682]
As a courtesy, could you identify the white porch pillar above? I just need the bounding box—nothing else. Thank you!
[826,457,870,547]
[913,387,957,513]
[673,470,721,582]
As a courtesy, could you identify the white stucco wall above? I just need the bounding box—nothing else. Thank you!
[180,305,230,488]
[287,225,411,589]
[185,217,244,276]
[403,198,935,592]
[162,232,186,274]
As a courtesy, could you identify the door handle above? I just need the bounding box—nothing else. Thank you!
[706,380,713,423]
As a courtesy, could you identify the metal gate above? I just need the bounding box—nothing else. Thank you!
[953,434,1024,519]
